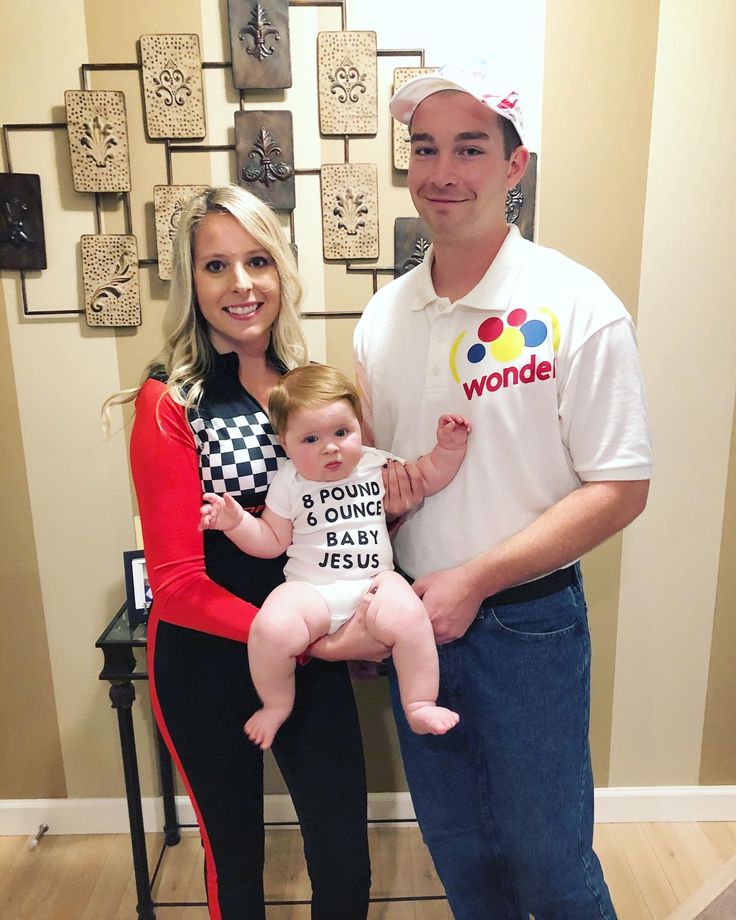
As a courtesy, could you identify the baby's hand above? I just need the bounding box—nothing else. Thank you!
[436,415,472,450]
[199,493,244,532]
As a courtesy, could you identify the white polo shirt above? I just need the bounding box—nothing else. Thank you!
[354,224,652,580]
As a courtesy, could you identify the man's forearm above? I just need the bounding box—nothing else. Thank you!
[462,479,650,599]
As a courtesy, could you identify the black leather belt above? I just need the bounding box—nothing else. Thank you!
[483,565,576,607]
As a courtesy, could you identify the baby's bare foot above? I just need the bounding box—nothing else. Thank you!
[244,706,291,750]
[406,705,460,735]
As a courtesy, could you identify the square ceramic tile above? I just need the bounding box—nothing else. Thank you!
[81,234,140,326]
[321,163,378,260]
[140,34,206,140]
[318,32,377,136]
[65,91,131,193]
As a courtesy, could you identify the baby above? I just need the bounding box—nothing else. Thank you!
[200,364,471,749]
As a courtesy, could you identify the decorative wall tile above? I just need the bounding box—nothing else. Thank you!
[154,185,209,281]
[65,91,131,193]
[392,67,437,171]
[321,163,378,260]
[317,32,377,136]
[81,234,140,327]
[0,173,47,271]
[235,110,295,211]
[228,0,292,89]
[140,34,206,140]
[506,152,537,242]
[394,216,432,278]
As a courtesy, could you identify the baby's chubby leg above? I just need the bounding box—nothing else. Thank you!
[245,582,330,750]
[365,571,459,735]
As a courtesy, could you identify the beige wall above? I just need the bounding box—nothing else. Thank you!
[609,0,736,785]
[700,394,736,784]
[2,0,735,804]
[538,0,661,783]
[0,0,144,799]
[0,282,65,798]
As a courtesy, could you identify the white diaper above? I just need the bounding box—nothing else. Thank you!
[310,578,375,634]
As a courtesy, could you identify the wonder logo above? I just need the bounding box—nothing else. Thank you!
[449,307,561,400]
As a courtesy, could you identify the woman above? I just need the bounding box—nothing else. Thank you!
[106,186,382,919]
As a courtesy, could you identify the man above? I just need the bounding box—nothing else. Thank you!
[354,60,651,919]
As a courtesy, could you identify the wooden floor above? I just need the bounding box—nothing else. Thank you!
[2,821,736,919]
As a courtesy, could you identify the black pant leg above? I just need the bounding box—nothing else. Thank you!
[273,658,371,920]
[150,621,267,920]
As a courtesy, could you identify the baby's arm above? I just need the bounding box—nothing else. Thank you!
[414,415,472,496]
[200,493,293,558]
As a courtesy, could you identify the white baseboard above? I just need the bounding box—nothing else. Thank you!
[2,787,736,837]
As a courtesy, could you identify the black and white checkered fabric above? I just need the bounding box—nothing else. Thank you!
[191,410,286,497]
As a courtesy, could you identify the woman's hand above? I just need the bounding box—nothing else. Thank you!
[308,589,391,662]
[382,460,425,521]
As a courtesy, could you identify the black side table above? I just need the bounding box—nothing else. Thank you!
[96,605,180,920]
[97,605,447,916]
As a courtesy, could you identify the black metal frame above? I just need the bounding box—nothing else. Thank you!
[1,0,426,318]
[97,603,446,917]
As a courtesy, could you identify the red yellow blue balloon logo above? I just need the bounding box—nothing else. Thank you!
[449,307,560,383]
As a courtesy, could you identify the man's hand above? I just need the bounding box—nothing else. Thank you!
[412,565,485,645]
[382,460,425,520]
[200,492,244,532]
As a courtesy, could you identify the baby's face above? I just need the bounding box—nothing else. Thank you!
[281,400,363,482]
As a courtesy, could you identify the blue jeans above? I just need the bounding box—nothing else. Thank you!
[389,565,616,919]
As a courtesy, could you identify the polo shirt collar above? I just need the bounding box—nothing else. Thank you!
[410,224,526,313]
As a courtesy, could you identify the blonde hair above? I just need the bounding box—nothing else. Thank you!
[268,365,363,435]
[103,185,308,426]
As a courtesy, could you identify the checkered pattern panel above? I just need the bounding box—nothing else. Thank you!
[191,410,286,497]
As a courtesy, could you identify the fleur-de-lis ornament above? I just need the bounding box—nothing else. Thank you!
[0,196,35,246]
[168,194,193,241]
[80,115,118,168]
[333,188,368,236]
[329,57,367,104]
[403,236,430,272]
[242,128,293,187]
[90,252,134,313]
[153,60,193,108]
[505,184,524,224]
[240,3,280,62]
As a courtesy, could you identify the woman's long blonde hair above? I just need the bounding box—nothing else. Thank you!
[103,185,308,425]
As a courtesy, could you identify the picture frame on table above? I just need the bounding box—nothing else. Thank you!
[123,549,152,627]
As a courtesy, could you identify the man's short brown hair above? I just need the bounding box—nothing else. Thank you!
[500,114,522,159]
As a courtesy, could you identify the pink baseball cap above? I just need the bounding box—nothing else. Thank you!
[390,60,525,145]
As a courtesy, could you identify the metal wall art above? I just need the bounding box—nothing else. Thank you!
[392,67,436,171]
[65,91,131,193]
[139,34,206,140]
[321,163,379,260]
[7,22,484,320]
[227,0,292,89]
[81,234,141,327]
[0,173,47,271]
[317,31,377,136]
[235,109,295,211]
[394,216,432,278]
[505,152,537,242]
[154,184,208,280]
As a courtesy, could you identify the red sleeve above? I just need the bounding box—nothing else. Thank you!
[130,378,258,643]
